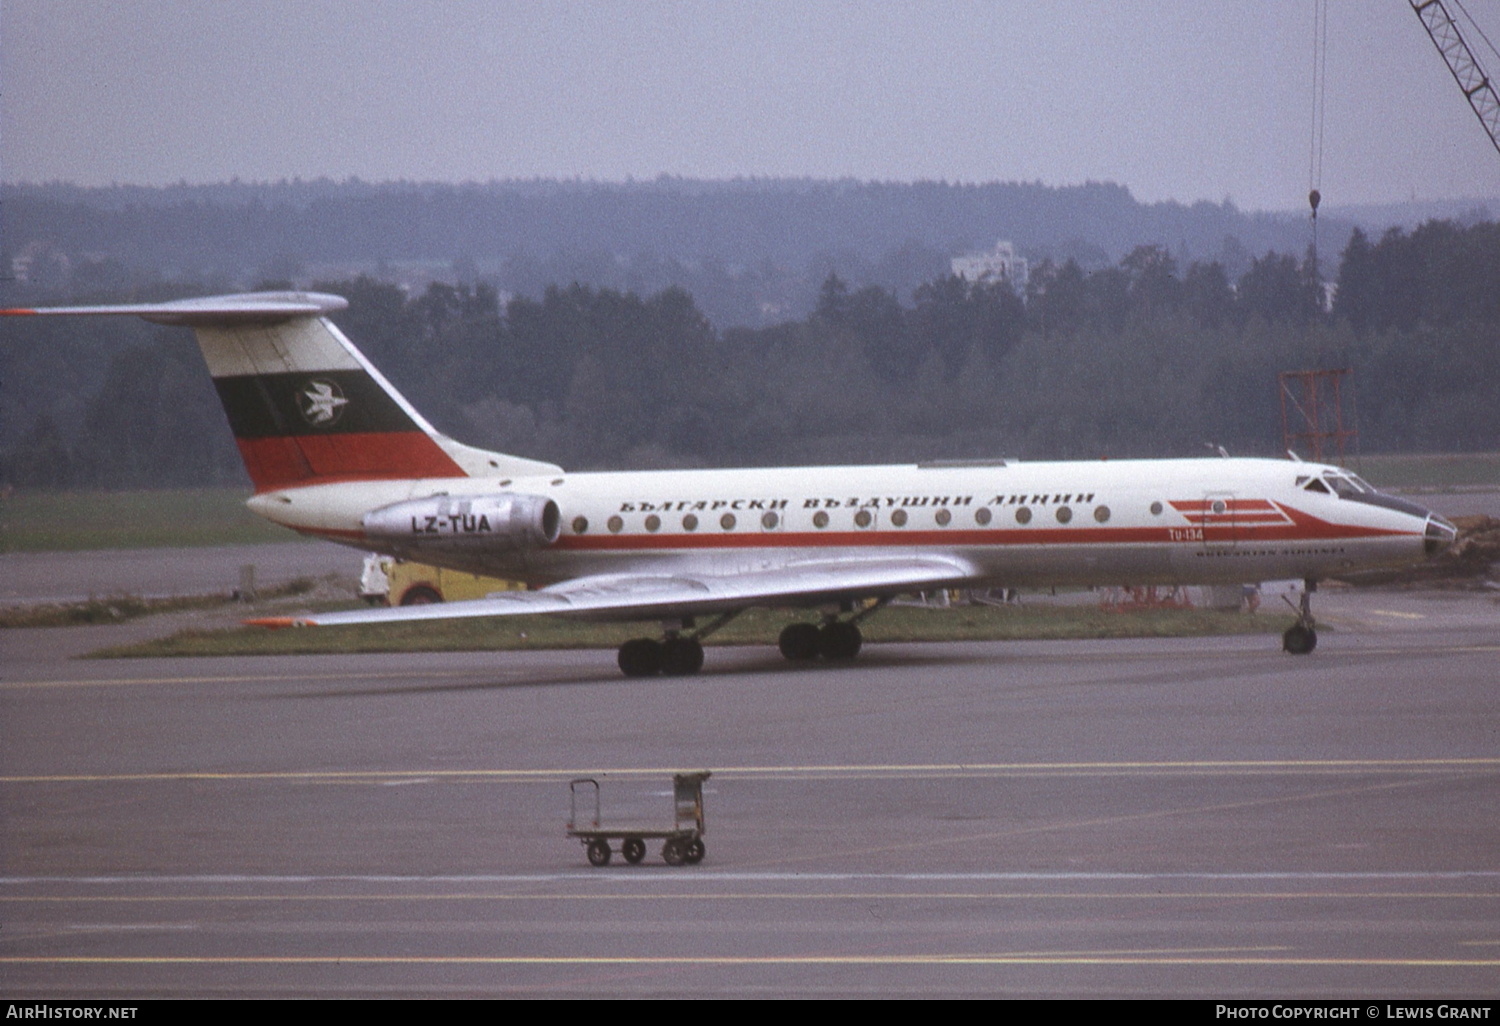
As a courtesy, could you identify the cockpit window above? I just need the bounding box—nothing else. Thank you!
[1322,472,1374,499]
[1303,477,1330,494]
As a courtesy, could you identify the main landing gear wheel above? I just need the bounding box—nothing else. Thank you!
[617,638,663,677]
[618,636,705,677]
[818,621,862,661]
[586,839,611,866]
[778,622,821,661]
[621,837,647,864]
[661,636,704,676]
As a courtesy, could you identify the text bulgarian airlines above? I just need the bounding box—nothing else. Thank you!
[616,493,1098,513]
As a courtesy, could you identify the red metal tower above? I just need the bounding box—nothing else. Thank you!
[1279,368,1356,464]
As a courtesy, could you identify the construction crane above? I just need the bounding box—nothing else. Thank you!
[1409,0,1500,158]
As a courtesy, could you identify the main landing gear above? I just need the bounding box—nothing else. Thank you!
[616,611,739,678]
[617,635,702,677]
[1281,579,1318,655]
[614,600,889,677]
[777,598,888,663]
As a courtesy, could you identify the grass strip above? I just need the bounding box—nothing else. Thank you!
[1355,452,1500,490]
[0,488,291,552]
[3,579,318,629]
[90,603,1290,659]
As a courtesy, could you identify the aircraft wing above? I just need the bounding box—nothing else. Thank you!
[249,555,978,628]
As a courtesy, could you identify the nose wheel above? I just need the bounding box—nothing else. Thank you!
[1281,579,1318,655]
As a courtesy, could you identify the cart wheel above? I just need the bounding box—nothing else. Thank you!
[662,839,686,866]
[622,837,646,864]
[683,838,705,864]
[586,839,611,866]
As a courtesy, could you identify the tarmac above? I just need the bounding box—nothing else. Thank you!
[2,574,1497,997]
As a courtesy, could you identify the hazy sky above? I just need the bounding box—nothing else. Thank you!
[6,0,1500,211]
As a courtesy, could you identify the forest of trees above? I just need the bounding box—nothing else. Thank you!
[5,177,1404,331]
[2,216,1496,492]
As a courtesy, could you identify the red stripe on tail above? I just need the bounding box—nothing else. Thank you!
[237,432,466,492]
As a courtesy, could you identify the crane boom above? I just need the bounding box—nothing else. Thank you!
[1410,0,1500,158]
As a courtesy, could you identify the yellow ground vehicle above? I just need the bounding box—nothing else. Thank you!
[360,554,525,606]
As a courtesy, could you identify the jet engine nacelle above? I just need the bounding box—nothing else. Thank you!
[363,492,561,550]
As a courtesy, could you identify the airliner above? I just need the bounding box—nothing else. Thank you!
[3,292,1457,675]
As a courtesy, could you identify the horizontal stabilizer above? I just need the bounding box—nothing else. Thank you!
[0,292,348,326]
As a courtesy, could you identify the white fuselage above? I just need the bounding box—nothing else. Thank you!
[246,456,1437,595]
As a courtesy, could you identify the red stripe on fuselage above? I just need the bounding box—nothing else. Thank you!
[1171,498,1278,512]
[548,511,1410,552]
[1181,513,1291,525]
[236,431,466,493]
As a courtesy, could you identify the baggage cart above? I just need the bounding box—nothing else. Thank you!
[567,771,710,867]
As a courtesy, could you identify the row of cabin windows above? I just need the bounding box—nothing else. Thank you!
[571,503,1121,535]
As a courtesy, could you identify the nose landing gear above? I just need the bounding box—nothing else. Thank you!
[1282,579,1318,655]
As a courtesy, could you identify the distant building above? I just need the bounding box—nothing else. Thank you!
[10,241,71,285]
[950,240,1028,292]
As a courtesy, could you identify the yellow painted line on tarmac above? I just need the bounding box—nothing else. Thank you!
[1369,610,1427,620]
[6,890,1500,904]
[4,952,1499,968]
[5,757,1499,786]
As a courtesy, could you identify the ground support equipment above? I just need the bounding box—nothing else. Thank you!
[567,771,711,867]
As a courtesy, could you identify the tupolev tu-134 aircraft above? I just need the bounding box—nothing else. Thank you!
[4,291,1457,676]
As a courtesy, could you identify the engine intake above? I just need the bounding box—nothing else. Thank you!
[363,492,561,550]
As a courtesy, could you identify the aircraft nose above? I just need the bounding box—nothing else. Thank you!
[1424,513,1458,556]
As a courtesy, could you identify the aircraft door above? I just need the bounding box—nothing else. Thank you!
[1201,491,1238,552]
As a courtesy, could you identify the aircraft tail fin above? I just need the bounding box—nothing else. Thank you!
[1,292,562,492]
